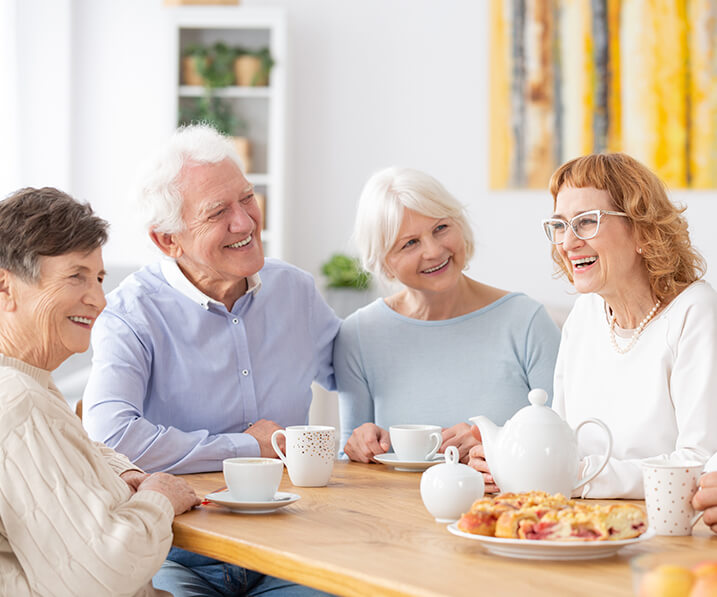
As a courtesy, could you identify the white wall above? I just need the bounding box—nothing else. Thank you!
[12,0,73,190]
[8,0,717,314]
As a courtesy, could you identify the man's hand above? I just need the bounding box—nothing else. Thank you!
[344,423,390,463]
[137,472,201,516]
[466,426,499,493]
[693,471,717,534]
[441,423,480,463]
[244,419,284,457]
[120,469,150,494]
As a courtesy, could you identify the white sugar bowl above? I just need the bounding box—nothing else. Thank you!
[420,446,484,523]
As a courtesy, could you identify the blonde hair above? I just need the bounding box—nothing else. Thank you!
[353,167,474,280]
[548,153,705,302]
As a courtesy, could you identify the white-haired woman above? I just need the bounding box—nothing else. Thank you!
[335,167,561,463]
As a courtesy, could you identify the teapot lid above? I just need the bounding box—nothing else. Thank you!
[509,388,565,427]
[528,388,548,407]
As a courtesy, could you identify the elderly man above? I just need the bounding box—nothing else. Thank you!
[83,125,339,597]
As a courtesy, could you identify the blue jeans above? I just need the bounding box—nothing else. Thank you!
[153,548,334,597]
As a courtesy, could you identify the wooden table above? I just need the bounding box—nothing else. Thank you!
[173,461,717,597]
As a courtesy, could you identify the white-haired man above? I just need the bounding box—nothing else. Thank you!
[83,125,339,596]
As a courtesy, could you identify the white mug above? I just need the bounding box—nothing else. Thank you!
[389,424,442,461]
[223,457,283,502]
[271,425,335,487]
[642,458,705,535]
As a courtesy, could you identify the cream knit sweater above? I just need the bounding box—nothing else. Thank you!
[0,355,174,597]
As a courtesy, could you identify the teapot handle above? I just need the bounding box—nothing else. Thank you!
[572,418,613,493]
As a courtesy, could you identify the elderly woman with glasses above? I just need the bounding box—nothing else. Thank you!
[0,188,199,596]
[334,167,560,464]
[470,153,717,498]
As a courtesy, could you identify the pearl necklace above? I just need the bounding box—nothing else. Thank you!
[608,300,661,354]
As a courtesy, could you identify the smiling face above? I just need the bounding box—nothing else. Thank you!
[554,185,643,297]
[159,158,264,304]
[13,247,106,370]
[383,208,466,293]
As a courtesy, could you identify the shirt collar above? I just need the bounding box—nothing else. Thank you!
[160,259,262,310]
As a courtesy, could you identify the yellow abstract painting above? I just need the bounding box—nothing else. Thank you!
[490,0,717,189]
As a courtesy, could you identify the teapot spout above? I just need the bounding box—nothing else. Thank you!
[469,415,499,463]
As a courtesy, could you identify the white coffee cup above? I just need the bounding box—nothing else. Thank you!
[271,425,335,487]
[223,457,284,502]
[389,424,442,461]
[642,458,705,535]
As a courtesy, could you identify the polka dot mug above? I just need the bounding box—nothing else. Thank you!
[641,458,705,536]
[271,425,336,487]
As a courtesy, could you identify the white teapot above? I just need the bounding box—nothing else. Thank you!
[470,389,613,496]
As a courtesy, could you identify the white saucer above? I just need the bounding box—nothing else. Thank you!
[373,453,444,472]
[204,490,301,514]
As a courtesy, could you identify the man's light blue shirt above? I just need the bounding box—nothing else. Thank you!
[83,258,340,474]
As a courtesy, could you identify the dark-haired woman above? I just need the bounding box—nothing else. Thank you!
[0,187,199,596]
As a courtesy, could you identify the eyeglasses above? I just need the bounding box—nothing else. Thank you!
[541,209,628,244]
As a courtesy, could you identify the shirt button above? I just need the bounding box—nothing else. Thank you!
[242,369,249,376]
[232,318,239,324]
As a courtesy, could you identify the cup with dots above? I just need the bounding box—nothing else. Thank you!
[641,458,705,536]
[271,425,336,487]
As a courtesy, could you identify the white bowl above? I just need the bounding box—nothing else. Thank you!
[420,446,484,523]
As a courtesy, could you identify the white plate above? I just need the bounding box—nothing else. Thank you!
[373,453,444,472]
[204,490,301,514]
[447,523,656,560]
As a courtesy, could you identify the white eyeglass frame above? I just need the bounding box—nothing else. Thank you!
[541,209,628,244]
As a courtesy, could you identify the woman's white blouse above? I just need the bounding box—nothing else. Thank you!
[553,281,717,498]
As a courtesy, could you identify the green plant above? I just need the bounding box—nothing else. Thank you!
[179,42,247,135]
[235,46,275,85]
[182,44,209,85]
[321,254,371,290]
[195,42,236,88]
[183,43,208,58]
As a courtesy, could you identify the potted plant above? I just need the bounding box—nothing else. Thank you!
[234,47,274,86]
[196,42,237,88]
[181,43,209,86]
[320,254,373,318]
[182,41,237,87]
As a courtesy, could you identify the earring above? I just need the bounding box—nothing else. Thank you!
[637,247,643,254]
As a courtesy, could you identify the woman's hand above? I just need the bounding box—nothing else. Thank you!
[137,472,201,516]
[441,423,480,463]
[693,471,717,534]
[467,426,499,493]
[344,423,390,463]
[119,469,149,494]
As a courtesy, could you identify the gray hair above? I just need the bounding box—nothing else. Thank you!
[0,187,108,282]
[136,124,245,234]
[353,167,475,280]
